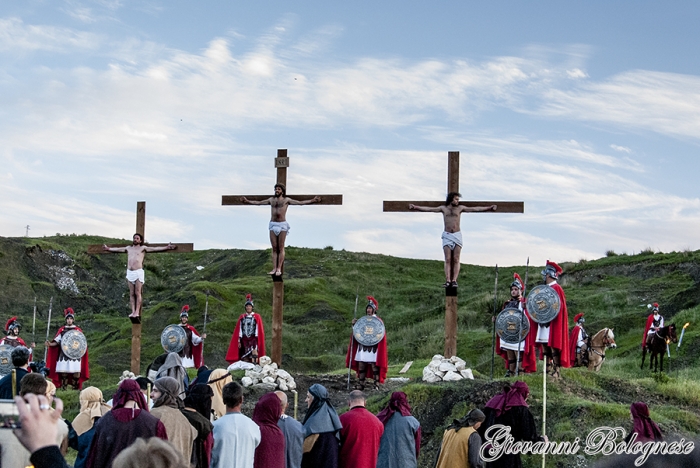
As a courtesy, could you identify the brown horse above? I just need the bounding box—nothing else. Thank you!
[586,328,617,371]
[641,324,677,372]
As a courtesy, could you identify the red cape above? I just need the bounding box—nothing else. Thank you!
[339,407,385,468]
[47,326,90,389]
[183,324,204,368]
[569,325,583,361]
[537,283,571,368]
[642,314,659,347]
[225,313,266,364]
[495,302,538,373]
[345,316,388,383]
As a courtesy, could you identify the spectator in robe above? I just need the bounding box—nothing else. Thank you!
[155,353,188,400]
[376,392,421,468]
[301,384,342,468]
[339,390,384,468]
[44,380,70,455]
[435,408,485,468]
[150,377,197,463]
[189,365,213,389]
[68,387,111,468]
[626,402,663,443]
[86,379,167,468]
[182,383,215,468]
[275,391,304,468]
[208,368,233,419]
[211,381,261,468]
[253,392,286,468]
[112,437,188,468]
[12,393,70,468]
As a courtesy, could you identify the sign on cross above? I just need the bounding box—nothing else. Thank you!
[383,151,524,357]
[222,149,343,365]
[88,201,194,374]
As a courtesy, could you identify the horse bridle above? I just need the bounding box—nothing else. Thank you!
[589,328,614,360]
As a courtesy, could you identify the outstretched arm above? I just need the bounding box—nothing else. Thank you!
[288,196,321,205]
[408,204,443,213]
[241,197,272,206]
[144,242,177,252]
[459,204,497,213]
[102,245,128,253]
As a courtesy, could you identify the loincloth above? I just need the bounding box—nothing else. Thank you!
[269,221,290,236]
[126,269,145,284]
[441,231,463,250]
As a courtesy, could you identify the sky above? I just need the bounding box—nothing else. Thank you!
[2,1,700,266]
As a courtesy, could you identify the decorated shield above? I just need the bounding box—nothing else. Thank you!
[496,307,530,344]
[161,324,186,353]
[0,344,13,377]
[61,329,87,360]
[353,315,386,347]
[526,284,561,324]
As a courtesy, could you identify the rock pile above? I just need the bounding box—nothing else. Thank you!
[422,355,474,383]
[240,356,297,392]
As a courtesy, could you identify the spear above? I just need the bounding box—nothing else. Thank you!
[32,296,37,348]
[542,357,547,468]
[43,297,53,363]
[490,265,499,380]
[515,258,529,377]
[347,287,359,390]
[202,291,209,356]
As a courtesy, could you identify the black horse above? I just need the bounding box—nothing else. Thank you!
[641,324,677,372]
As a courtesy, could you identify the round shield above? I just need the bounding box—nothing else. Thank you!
[526,284,561,324]
[161,324,187,353]
[496,308,531,344]
[352,315,386,347]
[0,344,13,376]
[61,329,87,360]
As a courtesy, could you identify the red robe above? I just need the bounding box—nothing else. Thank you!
[643,314,663,347]
[345,316,388,384]
[225,313,266,363]
[537,283,571,368]
[0,336,33,359]
[181,324,204,368]
[495,301,538,373]
[569,325,584,361]
[339,406,384,468]
[47,325,90,389]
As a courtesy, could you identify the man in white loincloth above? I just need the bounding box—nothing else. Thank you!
[241,184,321,276]
[410,193,496,287]
[103,233,175,318]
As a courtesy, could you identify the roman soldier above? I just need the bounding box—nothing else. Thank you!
[495,273,537,376]
[569,313,589,367]
[345,296,388,390]
[225,294,266,364]
[535,260,570,378]
[46,308,90,390]
[0,317,35,360]
[178,305,205,369]
[643,303,664,350]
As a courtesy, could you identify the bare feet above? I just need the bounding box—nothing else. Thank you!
[268,269,277,275]
[128,312,140,318]
[275,270,282,276]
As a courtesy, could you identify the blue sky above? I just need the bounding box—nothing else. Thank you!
[2,1,700,266]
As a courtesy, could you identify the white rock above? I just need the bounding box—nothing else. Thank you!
[455,361,466,371]
[228,361,255,371]
[241,377,253,387]
[432,354,445,362]
[262,376,276,384]
[428,360,441,370]
[246,371,262,381]
[287,380,297,390]
[259,356,272,366]
[253,382,276,392]
[387,377,410,383]
[433,370,445,378]
[422,367,441,383]
[270,362,278,370]
[450,356,467,366]
[439,362,457,372]
[253,365,263,373]
[460,369,474,380]
[251,378,260,385]
[276,369,291,380]
[262,365,274,375]
[277,380,288,391]
[443,371,463,381]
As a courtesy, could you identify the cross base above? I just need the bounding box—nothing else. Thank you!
[271,274,284,283]
[129,316,142,324]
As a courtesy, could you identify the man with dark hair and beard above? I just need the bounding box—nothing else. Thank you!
[103,233,175,318]
[242,184,321,276]
[409,193,496,287]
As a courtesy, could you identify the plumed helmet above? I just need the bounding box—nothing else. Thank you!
[64,308,75,319]
[5,316,20,333]
[574,313,584,324]
[541,260,563,279]
[180,305,190,317]
[652,303,659,312]
[510,273,524,290]
[245,294,254,309]
[366,296,378,312]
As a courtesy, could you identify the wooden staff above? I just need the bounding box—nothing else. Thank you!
[11,369,17,398]
[542,346,547,468]
[490,265,499,380]
[347,287,359,390]
[32,296,37,348]
[202,292,209,356]
[515,258,529,377]
[43,297,53,363]
[293,390,298,420]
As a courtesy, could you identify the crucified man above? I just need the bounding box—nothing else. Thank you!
[103,233,175,317]
[242,183,321,276]
[409,192,496,287]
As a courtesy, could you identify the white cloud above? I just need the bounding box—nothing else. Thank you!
[0,17,100,52]
[610,144,632,154]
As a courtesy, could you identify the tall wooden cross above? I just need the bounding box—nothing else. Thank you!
[383,151,524,357]
[88,201,194,374]
[222,149,343,365]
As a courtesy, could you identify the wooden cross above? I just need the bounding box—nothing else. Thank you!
[383,151,524,357]
[222,149,343,365]
[88,201,194,374]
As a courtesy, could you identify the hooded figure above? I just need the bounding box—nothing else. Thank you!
[376,392,421,468]
[156,352,188,399]
[301,384,342,468]
[183,384,215,468]
[208,368,233,419]
[151,377,197,463]
[435,409,485,468]
[627,402,663,443]
[253,392,286,468]
[69,387,112,468]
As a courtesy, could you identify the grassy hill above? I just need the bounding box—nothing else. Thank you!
[2,235,700,467]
